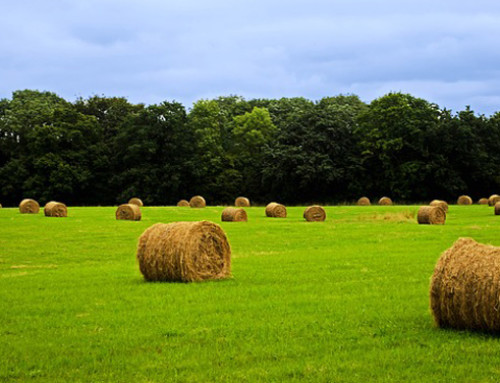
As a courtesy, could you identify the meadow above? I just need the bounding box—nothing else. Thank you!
[0,205,499,382]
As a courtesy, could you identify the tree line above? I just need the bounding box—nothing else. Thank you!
[0,89,499,207]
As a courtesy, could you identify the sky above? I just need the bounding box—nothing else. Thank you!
[2,0,500,115]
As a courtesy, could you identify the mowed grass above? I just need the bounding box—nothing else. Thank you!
[0,205,499,382]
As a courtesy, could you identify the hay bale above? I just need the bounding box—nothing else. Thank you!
[177,199,189,207]
[44,201,67,217]
[489,194,500,206]
[265,202,287,218]
[128,197,143,207]
[189,195,206,208]
[221,207,247,222]
[116,204,141,221]
[19,199,40,214]
[478,198,489,205]
[457,195,473,205]
[378,197,393,205]
[430,238,500,331]
[357,197,371,206]
[303,206,326,222]
[136,221,231,282]
[417,206,446,225]
[430,199,449,213]
[495,202,500,216]
[235,196,250,207]
[0,203,2,208]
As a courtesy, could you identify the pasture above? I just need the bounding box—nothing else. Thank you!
[0,205,499,382]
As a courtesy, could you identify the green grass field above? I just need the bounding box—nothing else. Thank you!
[1,205,499,382]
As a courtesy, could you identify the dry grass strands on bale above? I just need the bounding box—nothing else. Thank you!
[221,207,247,222]
[177,199,189,207]
[430,238,500,332]
[44,201,67,217]
[479,198,489,205]
[19,199,40,214]
[189,195,206,208]
[235,197,250,207]
[303,206,326,222]
[378,197,393,205]
[265,202,287,218]
[116,204,141,221]
[457,195,473,205]
[136,221,231,282]
[489,194,500,206]
[417,206,446,225]
[128,198,143,207]
[357,197,371,206]
[495,202,500,216]
[430,200,449,213]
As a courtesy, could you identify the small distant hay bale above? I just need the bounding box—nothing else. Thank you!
[430,238,500,331]
[357,197,371,206]
[495,202,500,216]
[44,201,67,217]
[265,202,287,218]
[177,199,189,207]
[0,203,2,208]
[378,197,393,205]
[489,194,500,206]
[457,195,473,205]
[478,198,489,205]
[417,206,446,225]
[189,195,206,208]
[303,205,326,222]
[19,199,40,214]
[136,221,231,282]
[430,200,449,213]
[235,196,250,207]
[221,207,247,222]
[128,198,143,207]
[116,204,141,221]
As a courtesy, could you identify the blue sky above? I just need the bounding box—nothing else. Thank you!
[2,0,500,115]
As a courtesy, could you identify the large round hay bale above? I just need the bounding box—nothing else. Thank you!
[44,201,67,217]
[221,207,247,222]
[19,199,40,214]
[115,204,141,221]
[430,200,449,213]
[303,206,326,222]
[235,196,250,207]
[265,202,287,218]
[417,206,446,225]
[478,198,489,205]
[489,194,500,206]
[495,202,500,216]
[177,199,189,207]
[457,195,473,205]
[378,197,393,205]
[189,195,206,208]
[430,238,500,331]
[0,203,2,208]
[136,221,231,282]
[357,197,371,206]
[128,197,143,207]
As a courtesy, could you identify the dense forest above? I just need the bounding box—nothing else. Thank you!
[0,90,499,206]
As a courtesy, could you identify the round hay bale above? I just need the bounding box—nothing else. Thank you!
[417,206,446,225]
[457,195,473,205]
[235,196,250,207]
[478,198,489,205]
[489,194,500,206]
[495,202,500,216]
[430,200,449,213]
[189,195,206,208]
[128,197,143,207]
[265,202,287,218]
[303,205,326,222]
[177,199,189,207]
[378,197,393,205]
[357,197,371,206]
[116,204,141,221]
[430,238,500,331]
[44,201,67,217]
[221,207,247,222]
[0,203,2,208]
[136,221,231,282]
[19,199,40,214]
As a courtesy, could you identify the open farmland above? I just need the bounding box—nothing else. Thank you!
[1,205,499,382]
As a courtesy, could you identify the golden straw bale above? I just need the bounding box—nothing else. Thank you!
[44,201,67,217]
[478,198,489,205]
[357,197,371,206]
[235,197,250,207]
[378,197,393,205]
[457,195,473,205]
[128,198,143,207]
[495,202,500,216]
[489,194,500,206]
[189,195,206,208]
[430,238,500,331]
[0,203,2,208]
[221,207,247,222]
[19,199,40,214]
[265,202,287,218]
[177,199,189,207]
[430,200,449,213]
[136,221,231,282]
[116,204,141,221]
[417,206,446,225]
[303,206,326,222]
